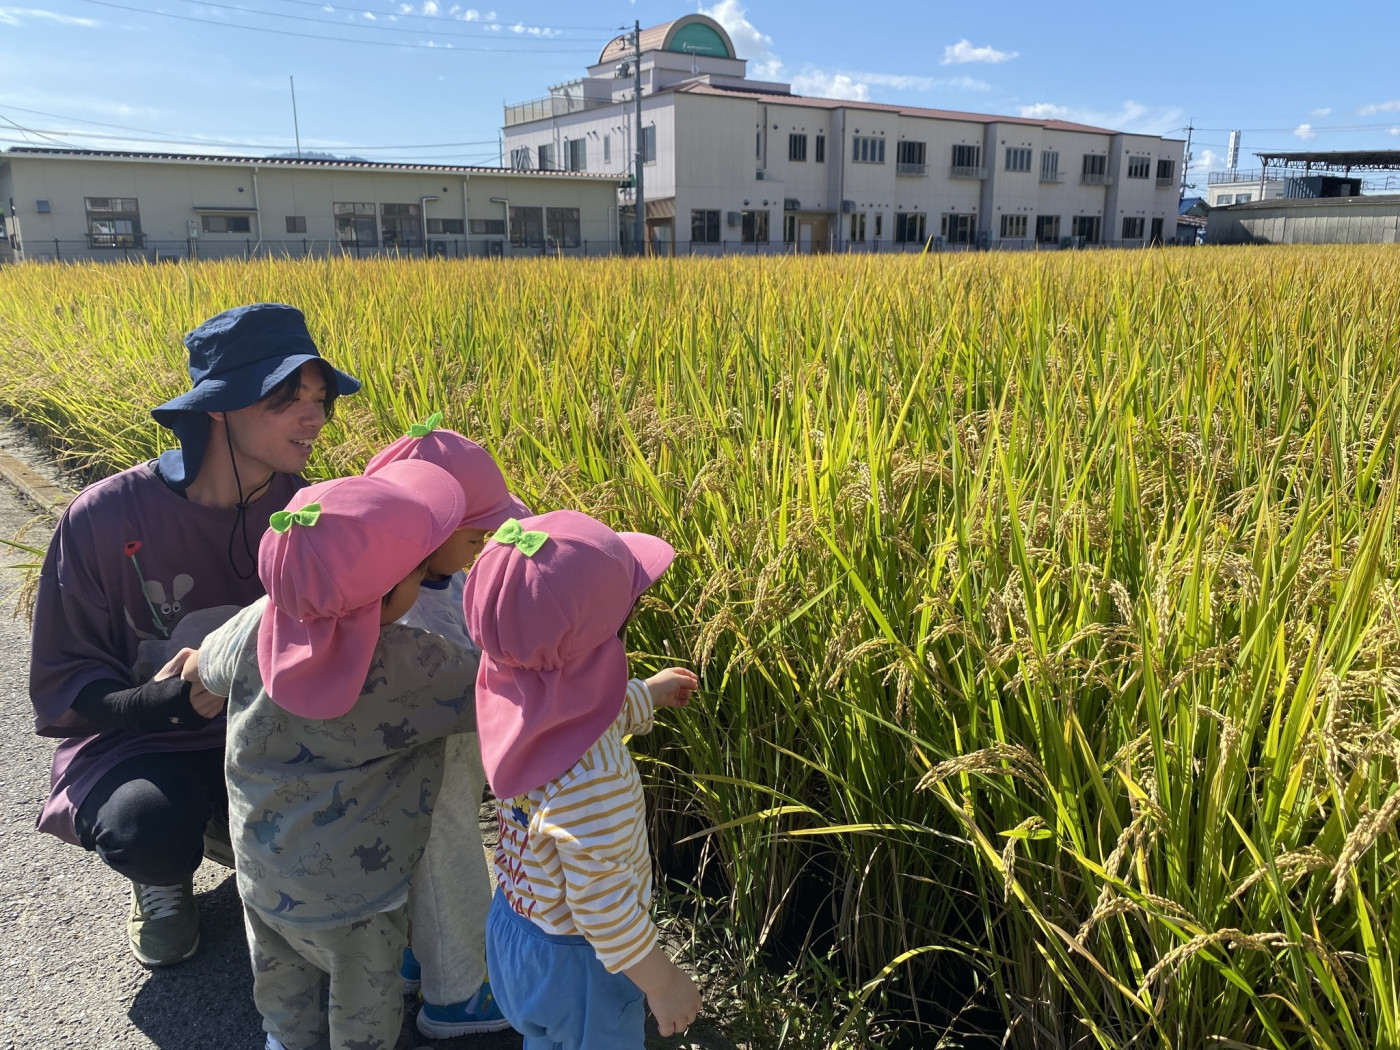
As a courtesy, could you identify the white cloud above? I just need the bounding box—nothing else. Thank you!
[945,75,990,91]
[941,39,1017,65]
[700,0,784,79]
[789,68,989,100]
[1293,122,1316,140]
[361,10,375,19]
[0,7,99,26]
[1194,148,1222,172]
[1310,107,1331,118]
[1390,126,1400,136]
[1359,99,1400,115]
[789,72,868,101]
[421,0,437,13]
[1017,99,1184,135]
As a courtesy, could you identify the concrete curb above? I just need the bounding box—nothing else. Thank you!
[0,446,72,513]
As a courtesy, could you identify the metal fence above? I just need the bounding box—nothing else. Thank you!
[2,234,1194,265]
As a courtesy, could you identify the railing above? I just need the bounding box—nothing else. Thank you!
[1081,172,1113,186]
[949,165,988,180]
[88,232,147,249]
[1156,176,1176,188]
[1039,171,1063,183]
[1206,169,1280,185]
[503,94,613,127]
[896,162,926,176]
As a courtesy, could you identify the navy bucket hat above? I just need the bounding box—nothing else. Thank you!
[150,303,361,488]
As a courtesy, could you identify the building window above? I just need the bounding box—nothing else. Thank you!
[873,213,882,238]
[815,134,825,163]
[894,212,926,244]
[789,133,807,162]
[1218,194,1233,205]
[510,146,533,170]
[334,202,376,247]
[201,214,251,234]
[1121,216,1145,239]
[741,209,769,243]
[537,143,556,171]
[285,215,307,234]
[852,136,885,164]
[1156,158,1174,181]
[427,218,465,235]
[1035,215,1060,243]
[896,140,926,175]
[1071,215,1101,243]
[1041,150,1060,181]
[756,130,761,158]
[1005,147,1032,172]
[469,218,506,235]
[941,213,975,245]
[381,203,422,248]
[510,206,544,247]
[784,213,798,243]
[691,209,721,244]
[566,139,587,172]
[1082,154,1107,176]
[547,207,580,248]
[1126,155,1151,179]
[84,197,142,248]
[641,126,656,164]
[1000,214,1027,239]
[1234,193,1252,203]
[849,212,866,242]
[603,135,611,164]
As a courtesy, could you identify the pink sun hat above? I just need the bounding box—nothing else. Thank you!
[364,413,529,531]
[257,459,466,719]
[462,509,674,798]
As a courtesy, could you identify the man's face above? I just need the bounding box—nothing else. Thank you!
[220,362,330,478]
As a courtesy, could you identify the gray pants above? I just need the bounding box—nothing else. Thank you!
[244,902,408,1050]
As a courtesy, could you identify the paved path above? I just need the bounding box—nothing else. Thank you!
[0,423,730,1050]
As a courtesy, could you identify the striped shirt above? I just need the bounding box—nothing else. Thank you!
[494,678,658,973]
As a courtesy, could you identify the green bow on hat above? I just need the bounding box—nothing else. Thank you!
[408,412,443,438]
[493,518,548,557]
[269,503,322,534]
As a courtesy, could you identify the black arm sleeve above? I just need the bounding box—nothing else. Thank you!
[70,676,212,734]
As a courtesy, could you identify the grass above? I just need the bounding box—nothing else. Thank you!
[1,247,1399,1047]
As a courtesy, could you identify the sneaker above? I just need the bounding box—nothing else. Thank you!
[400,946,422,995]
[415,980,512,1038]
[202,813,235,869]
[127,879,199,966]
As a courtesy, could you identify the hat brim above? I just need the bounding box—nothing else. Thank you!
[476,638,629,798]
[617,532,675,602]
[151,354,361,424]
[258,601,382,720]
[462,494,533,532]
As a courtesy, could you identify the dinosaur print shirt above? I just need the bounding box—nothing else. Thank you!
[29,461,306,845]
[201,598,478,928]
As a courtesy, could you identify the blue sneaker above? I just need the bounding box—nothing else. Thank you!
[400,946,422,995]
[415,980,513,1037]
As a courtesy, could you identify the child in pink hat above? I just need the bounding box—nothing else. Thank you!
[462,509,702,1047]
[189,459,483,1050]
[362,413,528,1038]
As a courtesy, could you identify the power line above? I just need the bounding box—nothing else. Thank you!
[67,0,600,50]
[265,0,617,32]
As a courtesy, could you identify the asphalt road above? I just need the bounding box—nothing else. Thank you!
[0,423,730,1050]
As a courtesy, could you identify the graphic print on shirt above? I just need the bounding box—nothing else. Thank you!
[496,796,537,918]
[310,781,359,826]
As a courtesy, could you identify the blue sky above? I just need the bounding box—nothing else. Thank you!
[4,0,1400,191]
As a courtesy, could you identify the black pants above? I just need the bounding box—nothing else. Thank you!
[73,748,226,886]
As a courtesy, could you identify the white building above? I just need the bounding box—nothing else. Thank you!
[501,14,1186,252]
[1204,170,1286,208]
[0,147,624,263]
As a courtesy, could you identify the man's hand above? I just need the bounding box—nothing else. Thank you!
[644,667,699,709]
[156,647,224,717]
[623,945,701,1037]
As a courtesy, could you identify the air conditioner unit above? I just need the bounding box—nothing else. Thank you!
[755,169,766,180]
[488,239,504,258]
[841,200,855,213]
[429,239,449,257]
[726,211,741,227]
[784,198,800,211]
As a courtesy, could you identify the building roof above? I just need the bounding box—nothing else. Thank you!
[0,146,622,180]
[598,15,736,65]
[1254,150,1400,172]
[670,81,1137,136]
[1222,193,1400,210]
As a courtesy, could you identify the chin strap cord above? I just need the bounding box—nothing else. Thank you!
[224,419,274,581]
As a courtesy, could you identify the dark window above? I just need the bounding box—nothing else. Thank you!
[852,136,885,164]
[783,213,798,243]
[894,212,926,244]
[641,126,656,164]
[1156,158,1174,181]
[789,133,807,162]
[285,215,307,233]
[873,213,882,238]
[1126,155,1151,179]
[510,146,533,170]
[537,143,556,170]
[1121,216,1145,239]
[1040,151,1060,180]
[951,144,981,169]
[201,214,251,234]
[427,218,465,235]
[381,203,422,248]
[941,213,975,244]
[1082,154,1107,176]
[566,139,587,172]
[815,134,825,163]
[333,202,376,247]
[1035,215,1061,243]
[1071,215,1101,243]
[469,218,506,235]
[1000,214,1027,238]
[849,212,865,242]
[741,209,769,244]
[1005,147,1032,172]
[85,196,142,248]
[547,207,580,248]
[510,206,544,247]
[603,135,611,164]
[690,209,720,244]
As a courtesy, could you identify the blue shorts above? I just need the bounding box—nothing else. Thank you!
[486,889,646,1050]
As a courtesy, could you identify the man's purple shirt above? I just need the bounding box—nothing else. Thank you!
[29,462,304,844]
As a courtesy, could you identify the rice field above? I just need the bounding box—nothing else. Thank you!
[2,247,1399,1048]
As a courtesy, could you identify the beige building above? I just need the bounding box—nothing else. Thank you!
[502,14,1186,251]
[0,147,625,263]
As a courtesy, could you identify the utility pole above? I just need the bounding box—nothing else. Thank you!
[1180,121,1193,201]
[633,20,645,254]
[290,76,302,159]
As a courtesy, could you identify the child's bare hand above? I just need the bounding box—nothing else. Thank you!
[645,667,698,708]
[157,647,225,717]
[624,947,701,1036]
